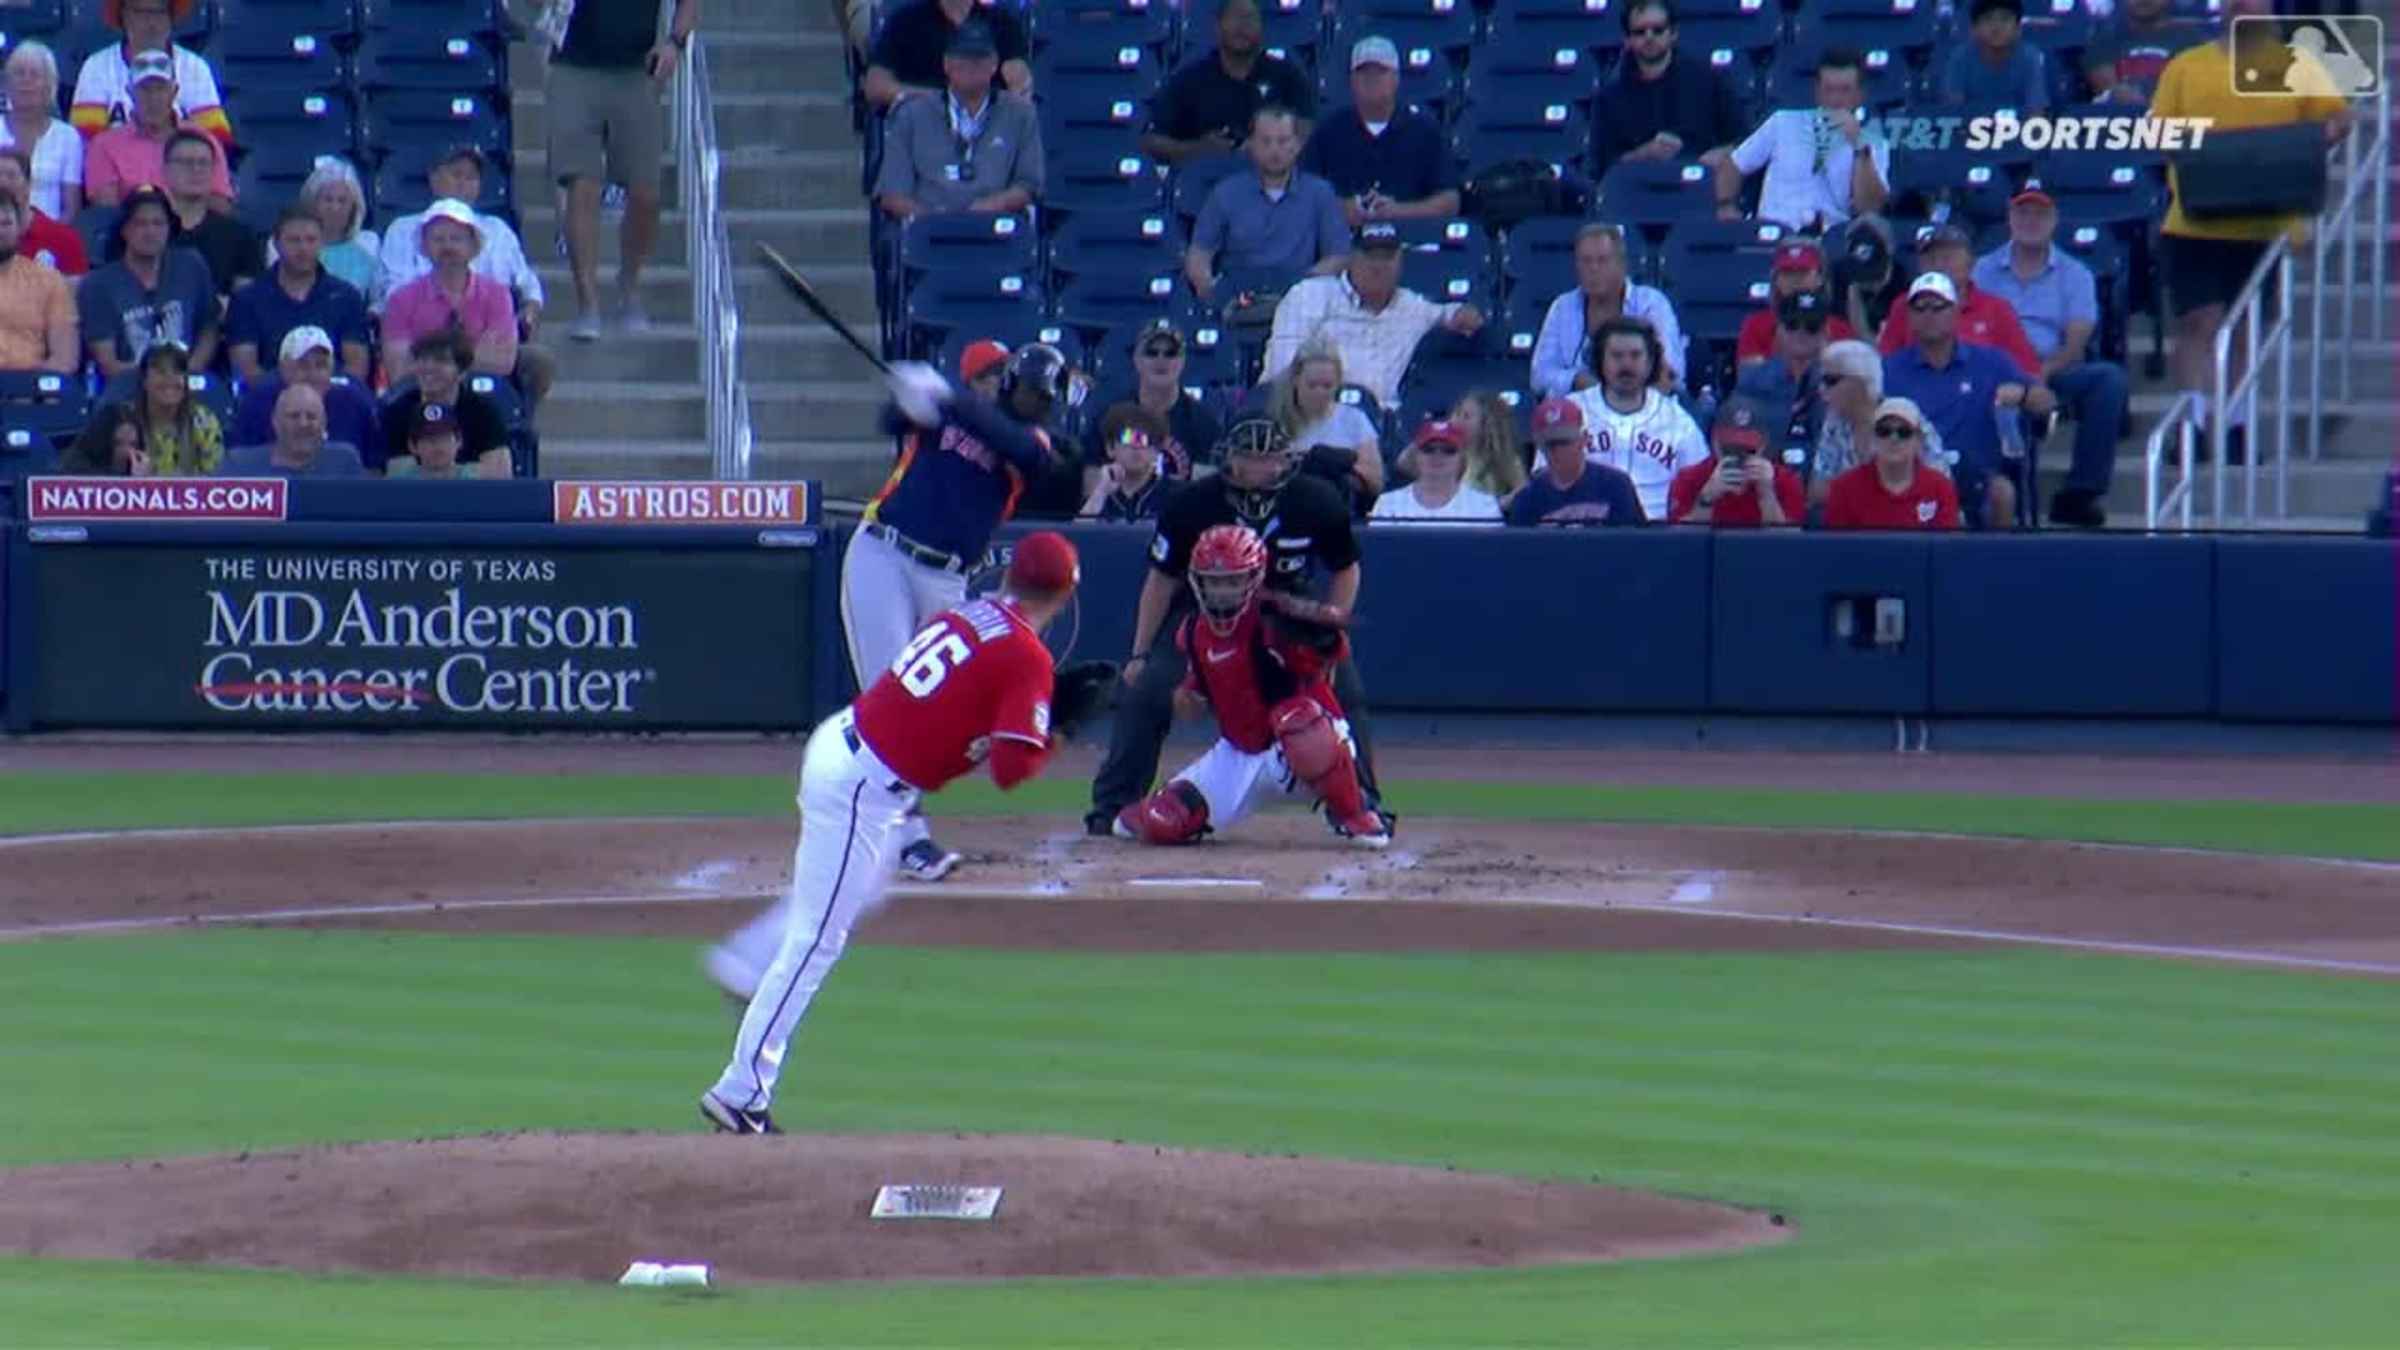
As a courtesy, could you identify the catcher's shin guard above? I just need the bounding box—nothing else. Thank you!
[1118,779,1212,845]
[1271,697,1369,822]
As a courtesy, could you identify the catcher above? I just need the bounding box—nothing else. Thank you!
[1113,524,1392,850]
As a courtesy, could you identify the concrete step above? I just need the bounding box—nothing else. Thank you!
[519,208,871,270]
[514,146,864,211]
[2138,460,2392,522]
[512,89,855,157]
[533,261,876,325]
[541,379,884,441]
[561,322,892,383]
[707,33,858,95]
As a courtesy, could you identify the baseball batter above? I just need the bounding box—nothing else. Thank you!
[700,532,1113,1135]
[842,344,1068,888]
[1116,525,1390,848]
[1565,316,1709,521]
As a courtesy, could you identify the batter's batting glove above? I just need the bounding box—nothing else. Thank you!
[888,362,953,428]
[1050,660,1119,742]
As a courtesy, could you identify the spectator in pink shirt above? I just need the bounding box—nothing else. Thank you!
[82,50,231,208]
[381,198,545,404]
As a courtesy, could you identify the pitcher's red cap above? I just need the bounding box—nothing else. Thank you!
[1007,531,1080,593]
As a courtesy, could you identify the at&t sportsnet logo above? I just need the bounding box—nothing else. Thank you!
[1873,113,2214,153]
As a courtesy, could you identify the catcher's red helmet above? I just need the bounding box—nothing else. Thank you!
[1189,524,1266,633]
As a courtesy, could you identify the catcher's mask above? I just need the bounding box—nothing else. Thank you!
[1000,342,1068,420]
[1188,523,1267,635]
[1218,416,1296,520]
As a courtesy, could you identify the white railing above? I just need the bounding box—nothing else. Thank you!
[674,36,755,480]
[2144,390,2205,531]
[2148,78,2390,530]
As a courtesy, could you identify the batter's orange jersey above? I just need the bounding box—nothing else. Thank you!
[852,598,1055,791]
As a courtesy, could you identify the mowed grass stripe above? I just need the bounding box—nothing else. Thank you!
[6,772,2400,860]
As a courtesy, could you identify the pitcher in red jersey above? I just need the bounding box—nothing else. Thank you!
[699,532,1083,1136]
[1115,524,1392,850]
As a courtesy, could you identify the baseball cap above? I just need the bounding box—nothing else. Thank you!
[1711,392,1771,451]
[128,49,175,86]
[408,401,461,442]
[1871,396,1930,434]
[1350,35,1399,70]
[1906,271,1959,306]
[946,19,999,58]
[1776,288,1830,327]
[1771,240,1824,274]
[438,143,488,169]
[1135,316,1185,352]
[959,338,1011,384]
[1530,397,1585,442]
[422,196,482,237]
[1918,222,1974,255]
[1969,0,2025,19]
[1006,531,1080,594]
[1411,418,1464,450]
[2011,177,2055,209]
[1354,220,1402,251]
[278,325,334,364]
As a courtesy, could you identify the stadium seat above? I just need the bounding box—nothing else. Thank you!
[1659,221,1780,363]
[1792,0,1942,62]
[931,317,1083,382]
[218,0,357,42]
[1180,0,1321,64]
[1454,99,1590,176]
[1886,140,2023,232]
[1037,84,1146,171]
[1044,148,1166,213]
[903,270,1046,359]
[2052,221,2130,365]
[355,31,504,94]
[1767,43,1912,110]
[361,0,500,40]
[1029,4,1173,61]
[0,371,87,468]
[1594,158,1714,226]
[227,87,359,164]
[1052,266,1185,345]
[1500,214,1642,305]
[1085,313,1241,394]
[371,147,512,225]
[1048,207,1185,287]
[1032,40,1161,95]
[365,90,512,162]
[1332,3,1477,66]
[1396,242,1490,307]
[900,212,1041,282]
[0,0,67,39]
[1397,352,1525,431]
[2026,153,2165,229]
[233,157,316,230]
[214,29,350,94]
[1462,37,1599,115]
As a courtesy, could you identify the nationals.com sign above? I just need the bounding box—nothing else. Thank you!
[27,544,816,729]
[28,476,288,521]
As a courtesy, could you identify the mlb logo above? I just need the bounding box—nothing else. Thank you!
[2230,16,2381,97]
[1915,499,1936,524]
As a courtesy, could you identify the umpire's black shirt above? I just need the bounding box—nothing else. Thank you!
[1149,473,1359,598]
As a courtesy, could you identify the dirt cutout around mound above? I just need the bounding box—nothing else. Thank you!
[0,1134,1787,1285]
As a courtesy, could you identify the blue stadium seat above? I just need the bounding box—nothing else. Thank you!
[218,0,357,42]
[1398,352,1527,433]
[1462,36,1599,115]
[1180,0,1321,64]
[1454,99,1590,175]
[932,322,1085,389]
[1048,207,1184,286]
[1037,83,1146,164]
[2026,153,2165,229]
[228,87,359,163]
[2052,221,2129,364]
[214,28,351,93]
[904,275,1048,360]
[233,156,316,230]
[1085,313,1241,394]
[1332,3,1477,65]
[1052,266,1184,345]
[1792,0,1942,61]
[1659,217,1791,292]
[900,212,1041,281]
[372,147,511,225]
[365,90,510,161]
[1032,39,1160,94]
[1676,11,1782,77]
[1396,242,1490,307]
[1886,140,2022,231]
[1500,214,1592,304]
[1767,43,1913,110]
[1029,3,1173,60]
[361,0,498,39]
[0,371,86,468]
[355,31,504,93]
[1044,148,1166,213]
[1594,158,1714,226]
[0,1,69,39]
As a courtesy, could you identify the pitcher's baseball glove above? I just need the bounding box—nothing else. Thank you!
[1051,660,1119,741]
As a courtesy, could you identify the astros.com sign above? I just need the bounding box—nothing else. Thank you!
[198,585,649,716]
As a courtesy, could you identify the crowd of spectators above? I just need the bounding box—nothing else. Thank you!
[850,0,2362,533]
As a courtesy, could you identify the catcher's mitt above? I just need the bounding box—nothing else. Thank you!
[1050,659,1119,741]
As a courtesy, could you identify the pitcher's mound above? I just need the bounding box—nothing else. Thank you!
[0,1132,1788,1284]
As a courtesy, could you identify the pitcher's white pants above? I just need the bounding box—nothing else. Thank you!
[839,526,967,855]
[709,709,916,1114]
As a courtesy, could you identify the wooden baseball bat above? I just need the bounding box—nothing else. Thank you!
[757,243,891,376]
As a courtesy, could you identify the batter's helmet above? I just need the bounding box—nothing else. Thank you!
[999,342,1068,406]
[1189,523,1267,633]
[1218,416,1297,520]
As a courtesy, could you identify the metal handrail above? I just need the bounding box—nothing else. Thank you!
[674,37,755,480]
[2145,390,2205,531]
[2309,76,2391,463]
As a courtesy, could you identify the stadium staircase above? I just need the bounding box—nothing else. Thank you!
[518,0,891,494]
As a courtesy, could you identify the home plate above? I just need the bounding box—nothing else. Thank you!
[1126,877,1263,889]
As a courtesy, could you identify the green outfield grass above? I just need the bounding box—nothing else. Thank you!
[4,774,2396,1348]
[4,931,2397,1349]
[6,771,2400,860]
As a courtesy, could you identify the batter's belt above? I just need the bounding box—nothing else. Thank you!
[863,522,974,575]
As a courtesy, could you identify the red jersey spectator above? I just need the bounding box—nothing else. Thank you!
[1736,240,1856,365]
[1876,223,2039,377]
[1823,397,1962,529]
[1669,392,1805,526]
[0,150,86,277]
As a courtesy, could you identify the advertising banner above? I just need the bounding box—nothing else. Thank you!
[30,543,815,728]
[26,476,289,522]
[552,481,816,526]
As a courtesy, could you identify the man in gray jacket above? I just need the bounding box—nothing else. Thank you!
[874,21,1044,222]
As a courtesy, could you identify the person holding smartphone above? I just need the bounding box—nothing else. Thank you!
[1668,392,1805,526]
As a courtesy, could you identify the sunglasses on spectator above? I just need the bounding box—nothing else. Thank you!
[1874,420,1920,439]
[1786,316,1826,333]
[1908,299,1952,313]
[1627,23,1671,37]
[1139,344,1181,358]
[1416,442,1460,456]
